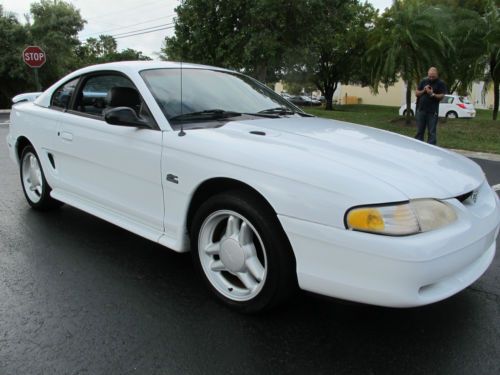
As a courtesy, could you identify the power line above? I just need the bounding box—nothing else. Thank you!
[85,0,167,21]
[113,26,174,39]
[81,14,176,38]
[110,23,174,38]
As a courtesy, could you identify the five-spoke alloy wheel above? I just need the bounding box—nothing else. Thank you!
[20,145,62,210]
[198,210,268,302]
[191,191,297,313]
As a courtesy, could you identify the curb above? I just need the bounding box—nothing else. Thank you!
[451,149,500,162]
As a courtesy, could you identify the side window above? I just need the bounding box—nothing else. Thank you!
[444,96,454,104]
[51,78,79,109]
[75,75,137,117]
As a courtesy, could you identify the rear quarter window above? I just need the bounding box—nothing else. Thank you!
[51,78,79,109]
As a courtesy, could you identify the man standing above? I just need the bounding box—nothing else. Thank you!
[415,67,447,145]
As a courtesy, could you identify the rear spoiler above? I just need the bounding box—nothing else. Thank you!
[12,92,43,104]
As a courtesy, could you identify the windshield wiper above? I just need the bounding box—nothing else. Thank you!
[259,107,297,115]
[169,109,242,122]
[241,112,280,118]
[258,107,314,117]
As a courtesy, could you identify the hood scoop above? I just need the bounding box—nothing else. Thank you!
[248,128,281,137]
[249,130,266,136]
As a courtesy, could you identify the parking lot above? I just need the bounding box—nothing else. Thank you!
[1,114,499,375]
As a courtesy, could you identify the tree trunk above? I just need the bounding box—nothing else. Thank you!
[493,78,499,121]
[255,62,267,83]
[490,55,498,121]
[324,85,334,110]
[405,81,412,125]
[323,82,338,111]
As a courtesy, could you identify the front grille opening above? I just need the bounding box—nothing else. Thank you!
[456,191,473,203]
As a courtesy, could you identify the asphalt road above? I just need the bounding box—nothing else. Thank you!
[1,118,499,375]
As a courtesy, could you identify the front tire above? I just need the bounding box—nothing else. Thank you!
[190,191,297,313]
[403,109,414,116]
[446,111,458,119]
[20,146,62,210]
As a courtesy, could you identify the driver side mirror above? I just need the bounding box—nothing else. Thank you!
[104,107,151,128]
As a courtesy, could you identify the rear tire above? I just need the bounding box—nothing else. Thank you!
[20,145,62,211]
[403,109,414,116]
[190,190,297,313]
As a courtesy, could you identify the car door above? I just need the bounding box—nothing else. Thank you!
[26,77,80,189]
[439,96,452,117]
[53,72,164,233]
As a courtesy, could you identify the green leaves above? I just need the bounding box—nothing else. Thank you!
[76,35,151,66]
[0,5,30,107]
[162,0,315,83]
[0,1,150,108]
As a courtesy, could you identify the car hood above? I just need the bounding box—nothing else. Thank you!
[212,116,484,200]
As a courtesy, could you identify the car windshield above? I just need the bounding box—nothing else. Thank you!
[459,96,471,104]
[140,68,301,123]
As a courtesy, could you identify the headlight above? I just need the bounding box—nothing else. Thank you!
[345,199,457,235]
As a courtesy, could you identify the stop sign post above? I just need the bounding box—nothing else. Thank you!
[23,46,46,91]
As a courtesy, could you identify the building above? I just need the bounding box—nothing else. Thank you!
[276,79,495,109]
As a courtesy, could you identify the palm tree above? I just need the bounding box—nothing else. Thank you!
[481,1,500,120]
[366,0,447,124]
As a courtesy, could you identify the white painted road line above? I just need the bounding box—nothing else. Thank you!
[493,184,500,192]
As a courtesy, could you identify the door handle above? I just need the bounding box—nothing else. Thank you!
[61,131,73,141]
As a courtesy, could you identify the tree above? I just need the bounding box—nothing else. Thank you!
[28,0,86,88]
[0,5,30,107]
[0,1,151,107]
[289,0,375,110]
[162,0,311,83]
[366,0,447,124]
[76,35,151,66]
[481,1,500,120]
[436,7,486,95]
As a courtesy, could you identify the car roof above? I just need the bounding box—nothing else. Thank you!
[61,61,233,80]
[34,61,233,107]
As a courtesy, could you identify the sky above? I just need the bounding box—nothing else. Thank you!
[1,0,393,59]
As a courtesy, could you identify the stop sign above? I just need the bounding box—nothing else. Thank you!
[23,46,46,68]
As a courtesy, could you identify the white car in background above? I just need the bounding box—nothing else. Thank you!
[6,61,500,313]
[399,95,476,118]
[12,92,42,104]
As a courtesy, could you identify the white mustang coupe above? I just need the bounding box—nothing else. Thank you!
[6,62,500,313]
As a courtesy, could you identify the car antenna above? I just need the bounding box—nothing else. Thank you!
[178,60,186,137]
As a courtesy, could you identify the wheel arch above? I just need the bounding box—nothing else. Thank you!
[15,136,33,163]
[186,177,279,235]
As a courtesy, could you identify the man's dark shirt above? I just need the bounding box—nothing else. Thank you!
[417,78,447,114]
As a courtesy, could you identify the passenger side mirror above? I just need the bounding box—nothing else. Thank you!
[104,107,151,128]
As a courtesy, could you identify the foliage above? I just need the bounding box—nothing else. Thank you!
[366,0,448,123]
[0,1,150,108]
[283,78,317,95]
[290,0,375,110]
[436,7,486,95]
[76,35,151,66]
[162,0,312,83]
[0,5,31,107]
[29,0,86,88]
[480,1,500,119]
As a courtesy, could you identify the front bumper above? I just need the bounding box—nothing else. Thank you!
[279,182,500,307]
[5,133,17,165]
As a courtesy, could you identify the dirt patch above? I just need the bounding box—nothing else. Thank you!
[389,117,417,126]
